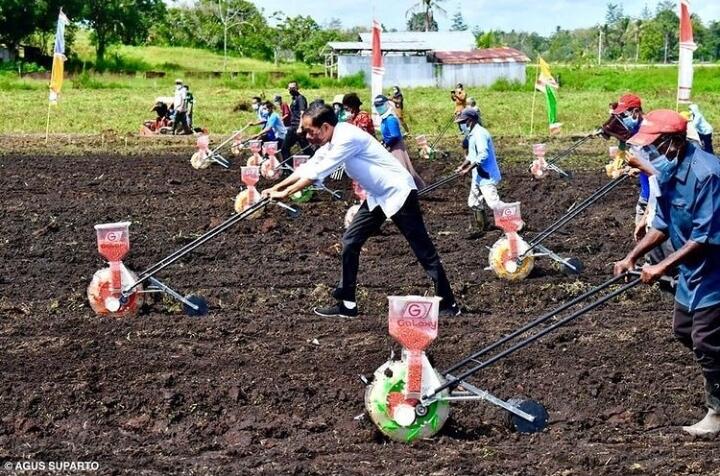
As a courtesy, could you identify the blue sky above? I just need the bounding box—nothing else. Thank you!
[249,0,720,36]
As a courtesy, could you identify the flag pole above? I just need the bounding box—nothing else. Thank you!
[44,102,52,144]
[529,58,540,136]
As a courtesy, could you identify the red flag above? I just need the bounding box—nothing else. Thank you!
[677,0,696,104]
[371,20,384,122]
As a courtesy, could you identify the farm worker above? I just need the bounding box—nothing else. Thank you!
[390,86,410,134]
[689,104,714,154]
[602,94,650,229]
[262,104,460,318]
[450,82,467,116]
[172,79,189,135]
[454,107,503,238]
[331,94,346,122]
[280,81,311,159]
[183,84,194,131]
[246,97,271,137]
[614,109,720,437]
[374,95,425,189]
[342,93,375,137]
[250,101,286,146]
[274,95,291,127]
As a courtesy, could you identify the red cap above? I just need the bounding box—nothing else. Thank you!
[627,109,688,147]
[612,94,642,114]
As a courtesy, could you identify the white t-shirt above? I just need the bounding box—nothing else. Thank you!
[296,122,415,217]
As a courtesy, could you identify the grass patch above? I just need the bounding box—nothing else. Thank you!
[1,63,718,146]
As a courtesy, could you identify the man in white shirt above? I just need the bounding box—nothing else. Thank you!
[172,79,188,135]
[263,104,459,318]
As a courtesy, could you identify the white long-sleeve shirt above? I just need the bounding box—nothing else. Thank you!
[296,122,416,217]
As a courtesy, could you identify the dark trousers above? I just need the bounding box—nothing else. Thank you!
[173,111,189,135]
[335,190,455,308]
[280,126,311,159]
[673,302,720,410]
[699,134,714,155]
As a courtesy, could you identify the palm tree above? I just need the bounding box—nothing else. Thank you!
[406,0,447,33]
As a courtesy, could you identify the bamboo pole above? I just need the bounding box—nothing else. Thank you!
[44,102,52,144]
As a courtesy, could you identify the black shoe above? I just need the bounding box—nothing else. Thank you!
[314,302,359,319]
[439,303,461,317]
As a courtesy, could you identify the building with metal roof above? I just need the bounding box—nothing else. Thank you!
[324,32,529,88]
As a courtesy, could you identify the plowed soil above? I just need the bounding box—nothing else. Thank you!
[1,149,716,475]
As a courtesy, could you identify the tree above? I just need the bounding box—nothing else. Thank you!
[0,1,44,51]
[475,31,500,48]
[406,0,446,33]
[406,12,438,32]
[201,0,260,71]
[450,8,467,31]
[82,0,165,65]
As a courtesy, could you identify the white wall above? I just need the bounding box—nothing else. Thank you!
[337,54,526,89]
[437,62,526,88]
[338,55,434,88]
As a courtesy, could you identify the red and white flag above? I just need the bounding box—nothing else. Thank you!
[371,19,384,123]
[677,0,696,104]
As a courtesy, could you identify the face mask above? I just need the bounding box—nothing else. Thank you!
[252,103,259,111]
[376,104,388,115]
[337,110,348,122]
[621,115,639,132]
[459,123,470,135]
[289,88,299,96]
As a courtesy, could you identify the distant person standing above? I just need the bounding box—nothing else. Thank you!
[374,95,425,188]
[281,81,310,158]
[342,93,375,136]
[690,103,714,154]
[274,94,291,127]
[390,86,409,134]
[173,78,189,135]
[183,84,194,131]
[451,83,467,117]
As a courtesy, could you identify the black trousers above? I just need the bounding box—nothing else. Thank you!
[673,301,720,409]
[335,190,455,308]
[280,126,311,159]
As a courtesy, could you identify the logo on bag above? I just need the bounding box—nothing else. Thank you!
[402,302,432,320]
[106,231,122,242]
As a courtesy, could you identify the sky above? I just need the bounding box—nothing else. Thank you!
[248,0,720,36]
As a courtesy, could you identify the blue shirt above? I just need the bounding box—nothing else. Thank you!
[264,112,287,140]
[638,172,650,201]
[651,143,720,311]
[380,114,402,148]
[467,124,501,186]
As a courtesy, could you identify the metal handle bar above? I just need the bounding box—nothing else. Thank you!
[441,273,628,378]
[545,129,602,167]
[425,274,642,400]
[429,114,458,151]
[123,198,272,295]
[523,173,629,254]
[211,125,251,154]
[418,172,462,197]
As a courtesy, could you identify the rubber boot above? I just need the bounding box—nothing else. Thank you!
[683,378,720,437]
[683,409,720,437]
[467,208,488,239]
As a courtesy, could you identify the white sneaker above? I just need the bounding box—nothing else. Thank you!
[682,409,720,437]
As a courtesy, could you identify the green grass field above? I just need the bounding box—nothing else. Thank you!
[1,45,718,143]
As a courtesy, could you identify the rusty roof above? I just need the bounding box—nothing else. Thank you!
[433,47,530,64]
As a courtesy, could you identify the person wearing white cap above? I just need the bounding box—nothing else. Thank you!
[172,79,188,135]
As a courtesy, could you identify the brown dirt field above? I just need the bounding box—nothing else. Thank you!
[1,146,716,475]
